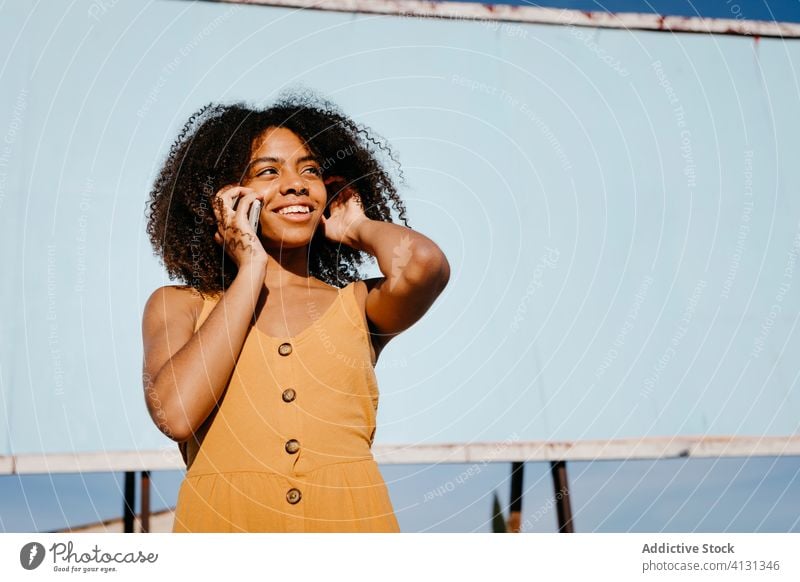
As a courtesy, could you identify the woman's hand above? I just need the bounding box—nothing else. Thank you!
[321,176,370,247]
[211,185,268,269]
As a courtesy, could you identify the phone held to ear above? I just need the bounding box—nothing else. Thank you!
[248,200,262,235]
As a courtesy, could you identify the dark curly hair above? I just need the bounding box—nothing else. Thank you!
[146,88,409,294]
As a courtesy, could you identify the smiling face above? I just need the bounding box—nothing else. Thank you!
[240,126,327,250]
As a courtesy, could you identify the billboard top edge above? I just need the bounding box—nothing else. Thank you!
[4,436,800,474]
[195,0,800,39]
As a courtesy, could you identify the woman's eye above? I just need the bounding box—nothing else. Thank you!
[304,166,321,176]
[256,168,277,177]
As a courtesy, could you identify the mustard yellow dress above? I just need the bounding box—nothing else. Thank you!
[172,280,400,533]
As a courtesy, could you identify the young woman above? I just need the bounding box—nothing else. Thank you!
[142,91,449,532]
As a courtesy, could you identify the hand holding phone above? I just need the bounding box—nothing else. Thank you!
[232,194,262,235]
[212,186,268,269]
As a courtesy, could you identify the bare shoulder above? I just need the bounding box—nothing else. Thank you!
[141,286,207,388]
[142,285,206,333]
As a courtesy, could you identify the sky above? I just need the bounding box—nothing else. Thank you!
[1,0,799,533]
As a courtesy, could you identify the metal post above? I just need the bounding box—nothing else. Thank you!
[550,460,574,533]
[123,471,135,533]
[140,471,151,533]
[508,461,524,532]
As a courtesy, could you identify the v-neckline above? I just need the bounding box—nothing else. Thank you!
[251,281,351,342]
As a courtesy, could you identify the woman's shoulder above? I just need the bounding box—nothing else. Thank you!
[142,284,211,328]
[145,284,210,306]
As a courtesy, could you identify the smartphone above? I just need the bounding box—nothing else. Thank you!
[248,200,262,234]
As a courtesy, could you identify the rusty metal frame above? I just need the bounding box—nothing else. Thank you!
[2,435,798,475]
[196,0,800,38]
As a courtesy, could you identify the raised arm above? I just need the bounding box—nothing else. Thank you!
[141,186,267,442]
[321,177,450,351]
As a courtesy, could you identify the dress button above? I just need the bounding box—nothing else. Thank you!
[285,439,300,454]
[282,388,296,403]
[286,488,302,504]
[278,342,292,356]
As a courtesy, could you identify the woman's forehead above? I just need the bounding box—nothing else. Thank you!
[250,126,311,159]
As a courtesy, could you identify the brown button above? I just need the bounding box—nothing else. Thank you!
[285,439,300,454]
[286,488,302,504]
[278,342,292,356]
[282,388,296,403]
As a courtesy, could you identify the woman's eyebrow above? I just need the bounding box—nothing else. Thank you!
[246,154,319,171]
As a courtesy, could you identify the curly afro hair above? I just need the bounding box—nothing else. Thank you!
[146,88,409,295]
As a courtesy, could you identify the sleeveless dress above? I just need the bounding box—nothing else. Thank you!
[172,280,400,533]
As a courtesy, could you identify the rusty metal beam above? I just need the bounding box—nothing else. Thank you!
[140,470,151,533]
[507,461,524,533]
[122,471,135,534]
[550,460,574,533]
[2,435,798,474]
[197,0,800,38]
[372,435,800,464]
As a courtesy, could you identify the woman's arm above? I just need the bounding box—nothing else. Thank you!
[351,219,450,338]
[321,177,450,346]
[142,186,268,442]
[142,261,266,442]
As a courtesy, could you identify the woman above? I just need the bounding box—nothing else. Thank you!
[142,90,449,532]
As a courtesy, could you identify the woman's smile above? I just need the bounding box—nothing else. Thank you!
[271,202,316,222]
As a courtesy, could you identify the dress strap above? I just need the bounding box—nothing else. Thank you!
[343,280,378,367]
[193,295,220,333]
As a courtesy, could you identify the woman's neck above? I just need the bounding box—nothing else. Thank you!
[261,244,316,288]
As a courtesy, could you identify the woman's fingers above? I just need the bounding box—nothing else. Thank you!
[323,174,345,186]
[209,186,267,267]
[213,186,255,227]
[211,186,235,226]
[216,185,253,211]
[324,176,366,216]
[328,187,362,215]
[212,186,259,250]
[324,175,349,199]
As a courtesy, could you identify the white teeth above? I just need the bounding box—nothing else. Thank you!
[277,205,311,215]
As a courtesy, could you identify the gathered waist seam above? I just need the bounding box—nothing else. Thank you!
[185,455,377,479]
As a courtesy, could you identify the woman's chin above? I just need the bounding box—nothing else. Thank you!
[260,232,315,251]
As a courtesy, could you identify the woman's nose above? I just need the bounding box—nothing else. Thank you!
[280,170,308,195]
